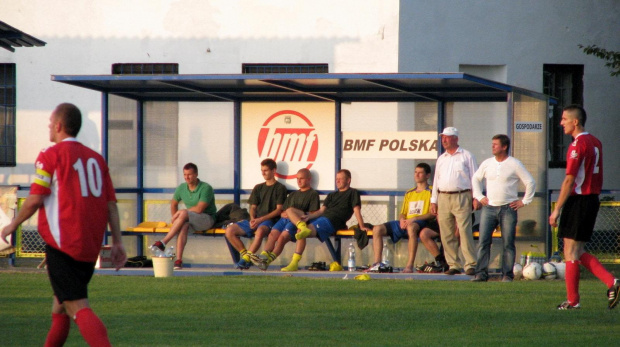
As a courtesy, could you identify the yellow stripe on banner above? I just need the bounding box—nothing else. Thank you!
[34,168,51,188]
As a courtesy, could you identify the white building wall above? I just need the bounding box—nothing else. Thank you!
[399,0,620,189]
[0,0,400,186]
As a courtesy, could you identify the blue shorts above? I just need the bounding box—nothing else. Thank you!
[236,220,275,238]
[384,220,429,243]
[272,218,298,242]
[308,217,336,242]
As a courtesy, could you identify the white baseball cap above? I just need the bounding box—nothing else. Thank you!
[440,127,459,137]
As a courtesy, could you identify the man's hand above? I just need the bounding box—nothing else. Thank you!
[549,210,560,227]
[430,203,438,215]
[249,217,262,229]
[110,243,127,271]
[509,200,524,211]
[1,223,16,244]
[399,219,407,229]
[472,199,481,211]
[479,197,489,206]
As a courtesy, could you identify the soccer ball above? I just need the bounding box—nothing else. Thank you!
[523,262,542,280]
[542,262,557,280]
[513,263,523,280]
[552,262,566,280]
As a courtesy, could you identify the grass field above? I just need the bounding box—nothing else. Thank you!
[1,271,618,346]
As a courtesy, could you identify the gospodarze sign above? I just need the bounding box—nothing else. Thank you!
[242,103,335,190]
[515,122,543,132]
[342,131,438,159]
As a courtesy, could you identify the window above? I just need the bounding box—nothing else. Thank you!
[543,64,584,168]
[242,64,328,74]
[112,63,178,75]
[0,64,16,167]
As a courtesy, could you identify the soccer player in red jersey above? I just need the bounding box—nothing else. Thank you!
[1,103,127,346]
[549,104,619,310]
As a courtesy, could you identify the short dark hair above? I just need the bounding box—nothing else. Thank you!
[183,162,198,173]
[337,169,351,180]
[564,104,587,127]
[54,103,82,137]
[261,158,277,170]
[416,163,431,175]
[492,134,511,153]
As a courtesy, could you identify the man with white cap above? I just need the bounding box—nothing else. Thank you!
[430,127,479,275]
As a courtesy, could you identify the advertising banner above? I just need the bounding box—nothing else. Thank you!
[342,131,438,159]
[241,103,335,190]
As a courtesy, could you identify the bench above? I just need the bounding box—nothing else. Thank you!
[115,222,501,266]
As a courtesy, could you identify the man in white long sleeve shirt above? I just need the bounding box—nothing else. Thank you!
[430,127,479,276]
[471,134,535,282]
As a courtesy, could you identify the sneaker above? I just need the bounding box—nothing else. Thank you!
[235,258,252,270]
[470,275,487,282]
[608,278,620,310]
[247,252,262,266]
[465,268,476,276]
[174,259,183,270]
[416,262,448,273]
[557,301,581,310]
[445,268,462,275]
[151,241,165,252]
[365,262,384,273]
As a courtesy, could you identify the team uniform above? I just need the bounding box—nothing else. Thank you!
[383,186,438,243]
[32,138,116,302]
[273,188,320,241]
[558,132,603,241]
[309,188,361,242]
[236,181,287,237]
[172,180,217,232]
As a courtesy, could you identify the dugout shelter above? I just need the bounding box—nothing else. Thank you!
[51,72,553,265]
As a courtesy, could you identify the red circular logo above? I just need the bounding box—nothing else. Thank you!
[257,110,318,179]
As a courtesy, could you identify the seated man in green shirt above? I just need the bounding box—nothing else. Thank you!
[151,163,216,269]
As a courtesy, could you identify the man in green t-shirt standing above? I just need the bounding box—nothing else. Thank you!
[151,163,216,269]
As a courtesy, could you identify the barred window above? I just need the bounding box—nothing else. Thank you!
[543,64,584,168]
[242,64,328,74]
[0,64,16,167]
[112,63,178,75]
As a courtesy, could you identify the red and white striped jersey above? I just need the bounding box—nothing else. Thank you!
[566,132,603,195]
[31,138,116,262]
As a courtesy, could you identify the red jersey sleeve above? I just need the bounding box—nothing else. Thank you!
[31,147,55,196]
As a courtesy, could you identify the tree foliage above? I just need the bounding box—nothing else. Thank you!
[578,44,620,77]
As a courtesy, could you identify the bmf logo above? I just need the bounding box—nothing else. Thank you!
[257,110,318,179]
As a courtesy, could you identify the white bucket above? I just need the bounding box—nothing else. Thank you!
[152,257,174,277]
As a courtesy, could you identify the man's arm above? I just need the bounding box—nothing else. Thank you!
[1,194,44,243]
[471,163,486,203]
[549,174,575,227]
[107,201,127,271]
[353,205,368,231]
[188,201,208,214]
[304,205,326,221]
[170,199,180,216]
[257,204,283,223]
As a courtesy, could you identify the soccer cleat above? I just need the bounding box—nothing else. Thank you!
[557,301,581,310]
[235,258,252,270]
[365,262,392,273]
[174,259,183,270]
[151,241,165,252]
[247,252,262,266]
[608,278,620,310]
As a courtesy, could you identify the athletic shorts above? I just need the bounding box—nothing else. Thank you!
[187,212,215,232]
[236,220,275,238]
[272,218,298,242]
[385,219,439,243]
[45,245,95,304]
[308,217,336,242]
[558,194,600,242]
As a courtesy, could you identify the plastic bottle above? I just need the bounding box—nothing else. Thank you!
[164,246,175,258]
[381,242,390,266]
[150,246,163,257]
[347,242,356,272]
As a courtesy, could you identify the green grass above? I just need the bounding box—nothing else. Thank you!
[0,272,618,346]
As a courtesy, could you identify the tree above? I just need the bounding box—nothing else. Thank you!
[578,44,620,77]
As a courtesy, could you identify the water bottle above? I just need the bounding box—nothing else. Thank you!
[151,246,163,257]
[347,242,356,272]
[381,242,390,266]
[164,246,175,258]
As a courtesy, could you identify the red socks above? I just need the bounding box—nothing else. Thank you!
[74,308,112,347]
[579,252,616,288]
[45,313,70,347]
[565,260,580,305]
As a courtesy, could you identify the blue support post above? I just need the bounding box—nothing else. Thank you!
[437,101,445,155]
[233,100,241,205]
[136,101,145,256]
[335,101,341,179]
